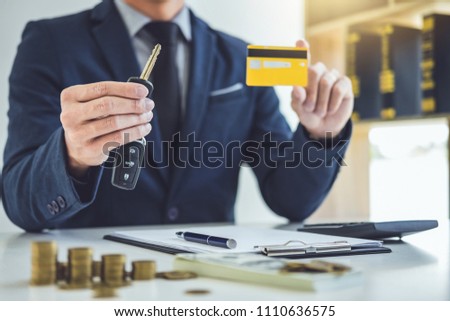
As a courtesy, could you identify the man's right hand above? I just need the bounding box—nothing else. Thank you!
[60,81,154,178]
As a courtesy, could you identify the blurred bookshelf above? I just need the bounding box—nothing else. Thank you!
[304,0,450,222]
[306,0,450,73]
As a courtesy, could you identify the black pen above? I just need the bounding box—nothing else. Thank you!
[176,231,237,249]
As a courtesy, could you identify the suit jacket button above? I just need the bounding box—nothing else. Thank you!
[56,196,66,209]
[51,200,60,214]
[167,207,179,221]
[47,204,56,215]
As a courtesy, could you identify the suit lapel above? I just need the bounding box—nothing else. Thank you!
[90,0,169,186]
[181,12,216,139]
[169,12,216,198]
[91,0,140,82]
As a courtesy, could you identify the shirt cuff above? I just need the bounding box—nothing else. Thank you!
[69,166,102,203]
[300,120,352,149]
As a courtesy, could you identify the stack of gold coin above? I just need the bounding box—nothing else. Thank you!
[67,247,93,288]
[131,260,156,280]
[101,254,126,287]
[57,262,68,282]
[92,260,101,279]
[30,241,57,286]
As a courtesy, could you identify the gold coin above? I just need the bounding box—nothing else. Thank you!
[101,263,125,272]
[30,241,58,286]
[30,278,56,286]
[281,260,351,274]
[59,281,92,290]
[102,279,130,288]
[185,289,210,295]
[31,254,57,261]
[306,260,351,273]
[156,271,197,280]
[57,262,67,281]
[93,285,117,298]
[31,259,57,266]
[31,271,57,277]
[131,260,156,280]
[68,273,92,280]
[68,247,92,256]
[280,262,309,273]
[92,261,101,278]
[31,241,57,253]
[101,254,126,263]
[31,262,57,272]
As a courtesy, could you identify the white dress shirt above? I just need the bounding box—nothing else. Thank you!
[114,0,191,112]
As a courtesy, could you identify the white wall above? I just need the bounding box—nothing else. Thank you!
[0,0,304,232]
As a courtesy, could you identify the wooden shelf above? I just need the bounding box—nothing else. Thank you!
[305,0,450,221]
[306,0,450,36]
[307,1,421,36]
[305,0,450,72]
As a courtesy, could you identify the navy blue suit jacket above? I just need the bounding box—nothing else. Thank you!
[2,0,350,231]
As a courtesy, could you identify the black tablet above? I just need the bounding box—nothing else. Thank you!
[297,220,439,240]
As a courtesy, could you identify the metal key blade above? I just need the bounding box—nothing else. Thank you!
[140,43,162,80]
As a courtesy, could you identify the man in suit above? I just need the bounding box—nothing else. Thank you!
[2,0,353,231]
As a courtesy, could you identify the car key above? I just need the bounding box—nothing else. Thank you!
[111,44,161,190]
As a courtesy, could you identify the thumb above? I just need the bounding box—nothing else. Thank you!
[296,39,311,63]
[296,39,309,49]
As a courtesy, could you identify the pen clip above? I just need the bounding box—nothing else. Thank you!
[254,240,351,257]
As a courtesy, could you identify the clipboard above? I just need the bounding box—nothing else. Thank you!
[254,240,391,259]
[103,226,391,259]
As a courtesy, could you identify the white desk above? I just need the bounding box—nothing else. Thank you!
[0,220,448,301]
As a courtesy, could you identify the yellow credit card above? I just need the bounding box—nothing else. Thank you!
[246,45,308,86]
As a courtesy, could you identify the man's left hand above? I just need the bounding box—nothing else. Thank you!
[291,40,354,139]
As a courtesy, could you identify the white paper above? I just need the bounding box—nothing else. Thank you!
[108,226,383,254]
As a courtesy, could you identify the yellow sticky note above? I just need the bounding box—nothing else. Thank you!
[246,45,308,86]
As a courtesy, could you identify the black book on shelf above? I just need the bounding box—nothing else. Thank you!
[346,29,382,120]
[378,24,422,119]
[421,14,450,114]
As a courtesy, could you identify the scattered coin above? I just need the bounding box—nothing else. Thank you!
[156,271,198,280]
[92,284,117,298]
[185,289,210,295]
[306,260,351,273]
[281,260,351,274]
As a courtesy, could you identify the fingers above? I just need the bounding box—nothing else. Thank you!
[303,62,327,112]
[60,81,154,171]
[294,63,353,119]
[291,86,307,111]
[83,96,154,121]
[86,111,153,139]
[91,123,152,152]
[315,69,340,117]
[61,81,148,103]
[66,123,152,172]
[328,76,353,115]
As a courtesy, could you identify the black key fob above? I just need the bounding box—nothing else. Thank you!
[110,44,160,190]
[111,138,146,190]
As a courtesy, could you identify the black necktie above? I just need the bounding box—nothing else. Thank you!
[144,22,181,144]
